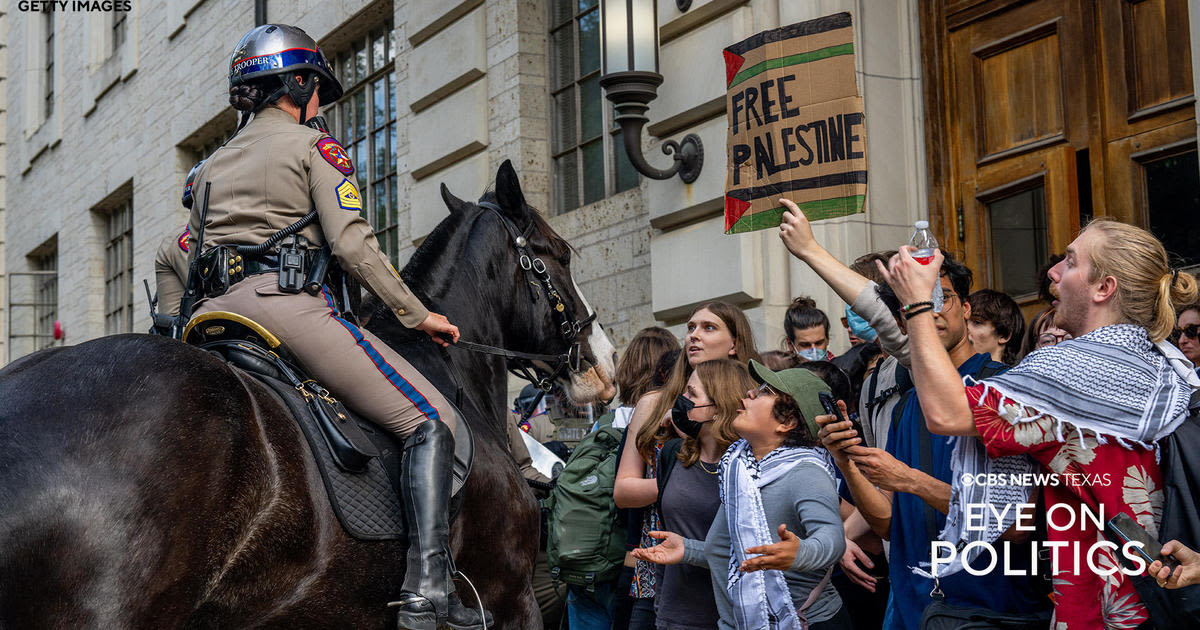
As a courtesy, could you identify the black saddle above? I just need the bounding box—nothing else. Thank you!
[184,313,473,541]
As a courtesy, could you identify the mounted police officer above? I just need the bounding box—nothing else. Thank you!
[187,24,489,630]
[153,161,202,323]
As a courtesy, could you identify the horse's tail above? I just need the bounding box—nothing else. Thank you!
[0,334,271,628]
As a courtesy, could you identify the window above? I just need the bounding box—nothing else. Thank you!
[191,115,239,165]
[34,260,58,352]
[103,200,134,334]
[112,9,128,52]
[8,241,59,361]
[1143,149,1200,268]
[44,12,55,120]
[329,28,399,267]
[194,134,228,171]
[986,186,1048,298]
[549,0,638,213]
[33,252,58,352]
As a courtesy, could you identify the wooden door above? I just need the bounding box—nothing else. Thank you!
[921,0,1197,303]
[1096,0,1200,267]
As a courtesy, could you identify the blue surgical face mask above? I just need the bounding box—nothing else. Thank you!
[796,347,827,362]
[844,305,878,343]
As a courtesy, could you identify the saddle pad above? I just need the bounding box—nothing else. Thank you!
[254,373,407,541]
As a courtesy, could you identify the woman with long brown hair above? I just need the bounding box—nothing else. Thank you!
[633,302,760,469]
[634,360,850,630]
[651,359,754,630]
[613,302,759,630]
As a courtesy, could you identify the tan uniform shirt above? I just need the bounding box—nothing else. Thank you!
[154,225,190,316]
[509,410,557,444]
[188,107,428,327]
[506,416,551,484]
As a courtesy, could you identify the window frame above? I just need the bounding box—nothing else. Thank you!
[1136,140,1200,269]
[33,249,58,352]
[326,27,399,267]
[112,8,128,52]
[102,199,134,335]
[8,243,60,362]
[548,0,638,214]
[44,12,55,120]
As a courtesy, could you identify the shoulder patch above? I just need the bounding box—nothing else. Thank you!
[177,226,191,253]
[336,179,363,211]
[317,137,355,175]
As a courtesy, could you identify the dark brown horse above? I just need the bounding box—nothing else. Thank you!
[0,160,616,629]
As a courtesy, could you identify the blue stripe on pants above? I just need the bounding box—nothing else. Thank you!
[319,287,440,422]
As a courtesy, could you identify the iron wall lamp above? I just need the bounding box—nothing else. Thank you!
[599,0,703,183]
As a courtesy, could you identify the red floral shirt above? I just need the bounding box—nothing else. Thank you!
[968,383,1162,630]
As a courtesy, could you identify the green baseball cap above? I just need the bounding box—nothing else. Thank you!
[747,359,832,438]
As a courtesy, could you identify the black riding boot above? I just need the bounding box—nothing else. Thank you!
[392,421,491,630]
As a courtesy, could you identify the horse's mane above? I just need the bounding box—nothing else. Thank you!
[401,208,466,287]
[402,190,573,293]
[389,187,574,326]
[477,190,573,258]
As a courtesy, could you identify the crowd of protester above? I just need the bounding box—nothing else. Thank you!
[508,200,1200,630]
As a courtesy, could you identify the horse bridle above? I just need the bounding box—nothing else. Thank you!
[448,201,597,393]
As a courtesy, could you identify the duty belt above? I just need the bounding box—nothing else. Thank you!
[242,253,283,276]
[241,251,317,277]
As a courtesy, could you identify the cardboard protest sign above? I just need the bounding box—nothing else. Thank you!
[723,12,867,234]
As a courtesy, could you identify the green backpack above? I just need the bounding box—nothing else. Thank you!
[544,425,627,590]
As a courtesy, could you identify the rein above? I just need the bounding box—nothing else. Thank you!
[442,201,597,395]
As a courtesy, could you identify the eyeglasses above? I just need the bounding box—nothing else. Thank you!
[1036,331,1072,348]
[1176,324,1200,340]
[748,382,779,399]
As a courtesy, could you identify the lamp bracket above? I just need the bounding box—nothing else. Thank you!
[601,72,704,183]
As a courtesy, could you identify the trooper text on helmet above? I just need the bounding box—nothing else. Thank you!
[227,24,343,126]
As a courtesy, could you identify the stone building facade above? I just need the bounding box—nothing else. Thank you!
[0,6,7,361]
[11,0,1188,369]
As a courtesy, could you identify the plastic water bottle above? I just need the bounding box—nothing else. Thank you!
[909,221,944,312]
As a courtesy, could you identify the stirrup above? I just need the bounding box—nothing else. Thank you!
[452,570,489,630]
[386,592,430,609]
[388,592,438,630]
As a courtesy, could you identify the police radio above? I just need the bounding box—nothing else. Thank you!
[278,234,309,294]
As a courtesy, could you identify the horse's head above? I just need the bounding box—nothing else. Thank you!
[438,160,616,405]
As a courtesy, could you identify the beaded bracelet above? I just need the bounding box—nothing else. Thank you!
[901,300,933,313]
[903,306,933,320]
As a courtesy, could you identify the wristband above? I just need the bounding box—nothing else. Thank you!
[901,301,933,313]
[903,306,933,320]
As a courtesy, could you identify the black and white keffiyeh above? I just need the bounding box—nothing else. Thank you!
[921,324,1200,580]
[914,440,1036,579]
[719,440,835,630]
[972,324,1198,449]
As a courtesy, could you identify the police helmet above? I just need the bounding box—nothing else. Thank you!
[228,24,343,108]
[514,384,549,418]
[181,160,204,209]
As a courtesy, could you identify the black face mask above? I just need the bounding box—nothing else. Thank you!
[671,395,704,439]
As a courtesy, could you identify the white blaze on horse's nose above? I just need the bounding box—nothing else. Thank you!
[571,279,616,382]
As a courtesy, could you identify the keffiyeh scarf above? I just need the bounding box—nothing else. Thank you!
[915,439,1036,579]
[974,325,1197,449]
[720,440,836,630]
[923,325,1200,580]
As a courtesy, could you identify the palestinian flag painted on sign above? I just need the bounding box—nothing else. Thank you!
[723,12,867,234]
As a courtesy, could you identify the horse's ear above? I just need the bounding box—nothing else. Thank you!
[440,183,466,214]
[495,159,528,221]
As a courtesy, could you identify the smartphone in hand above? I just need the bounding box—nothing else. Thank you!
[818,391,864,442]
[1106,512,1181,577]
